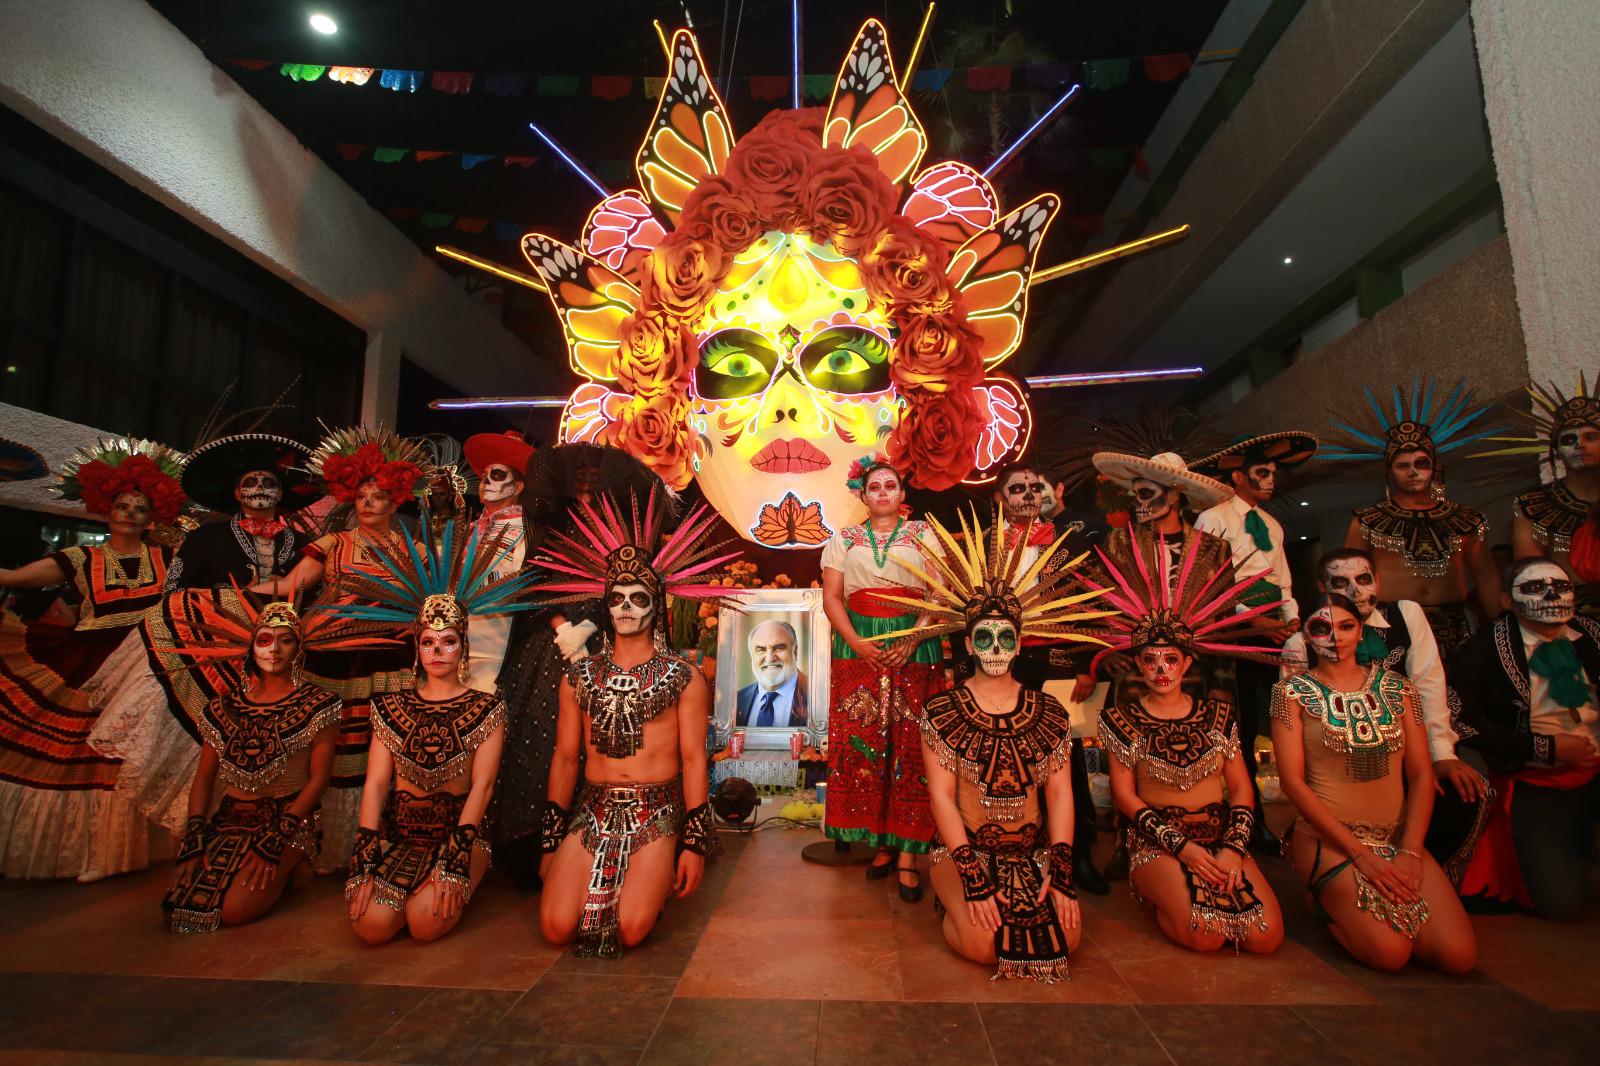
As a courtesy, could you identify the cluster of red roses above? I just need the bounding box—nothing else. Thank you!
[75,454,187,524]
[614,106,987,490]
[321,442,421,503]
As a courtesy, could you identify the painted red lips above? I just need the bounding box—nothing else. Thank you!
[750,438,831,474]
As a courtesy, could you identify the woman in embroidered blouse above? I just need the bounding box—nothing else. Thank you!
[345,616,505,945]
[820,456,941,901]
[1271,595,1474,972]
[1102,640,1283,953]
[164,602,340,932]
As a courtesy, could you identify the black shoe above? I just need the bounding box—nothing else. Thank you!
[1249,820,1283,858]
[1103,845,1130,882]
[897,867,924,903]
[1074,851,1111,896]
[865,851,896,880]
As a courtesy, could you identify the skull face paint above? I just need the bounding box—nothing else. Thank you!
[1130,479,1176,525]
[236,470,282,512]
[1555,425,1600,472]
[1510,562,1576,625]
[608,582,657,637]
[997,470,1045,524]
[1304,606,1360,664]
[1135,644,1190,696]
[1239,462,1276,502]
[1323,558,1378,619]
[251,627,300,678]
[478,462,522,504]
[1387,448,1435,497]
[968,618,1020,677]
[418,627,464,680]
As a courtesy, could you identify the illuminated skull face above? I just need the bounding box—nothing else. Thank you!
[968,617,1019,677]
[688,232,901,547]
[1323,557,1378,619]
[1510,562,1576,625]
[608,582,657,637]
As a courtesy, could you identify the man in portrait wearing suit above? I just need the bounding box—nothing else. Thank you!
[736,619,809,727]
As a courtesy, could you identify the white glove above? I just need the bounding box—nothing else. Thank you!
[554,619,597,662]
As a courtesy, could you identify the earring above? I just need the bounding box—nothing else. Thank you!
[291,658,305,688]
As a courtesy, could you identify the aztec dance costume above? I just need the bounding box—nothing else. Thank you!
[820,456,944,859]
[1324,377,1504,655]
[334,518,534,936]
[162,597,344,932]
[536,493,729,958]
[1450,560,1600,920]
[1083,534,1286,950]
[0,437,186,879]
[873,508,1108,981]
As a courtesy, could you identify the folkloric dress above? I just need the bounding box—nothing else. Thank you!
[0,544,173,877]
[923,686,1076,981]
[163,684,341,931]
[820,519,943,852]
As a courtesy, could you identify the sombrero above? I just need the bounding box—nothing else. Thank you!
[180,433,317,513]
[0,438,48,483]
[463,431,536,477]
[1091,451,1232,510]
[1191,431,1319,478]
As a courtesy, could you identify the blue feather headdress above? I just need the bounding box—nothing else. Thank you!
[312,514,539,632]
[1321,376,1502,464]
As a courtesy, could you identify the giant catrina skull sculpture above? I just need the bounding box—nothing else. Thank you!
[521,20,1053,548]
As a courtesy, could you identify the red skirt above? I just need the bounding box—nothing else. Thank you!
[823,655,941,852]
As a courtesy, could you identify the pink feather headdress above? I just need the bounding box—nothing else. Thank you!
[1075,535,1285,672]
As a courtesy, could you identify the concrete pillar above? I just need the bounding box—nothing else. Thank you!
[360,333,403,427]
[1472,1,1600,386]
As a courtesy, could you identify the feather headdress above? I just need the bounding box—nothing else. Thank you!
[161,581,399,676]
[313,517,539,632]
[1321,376,1501,465]
[862,507,1113,646]
[1470,372,1600,472]
[1073,535,1284,673]
[529,489,743,612]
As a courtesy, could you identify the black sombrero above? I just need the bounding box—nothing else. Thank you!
[0,437,48,483]
[180,433,318,513]
[1191,431,1319,479]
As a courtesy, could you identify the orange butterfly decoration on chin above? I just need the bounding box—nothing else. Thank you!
[752,493,832,548]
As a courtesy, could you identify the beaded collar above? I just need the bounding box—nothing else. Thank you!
[1352,499,1488,578]
[920,686,1073,822]
[196,684,342,793]
[1098,697,1239,792]
[372,688,507,790]
[569,652,693,759]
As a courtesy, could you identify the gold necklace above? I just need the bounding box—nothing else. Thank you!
[99,544,152,589]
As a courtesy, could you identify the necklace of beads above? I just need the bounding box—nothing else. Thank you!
[863,518,905,569]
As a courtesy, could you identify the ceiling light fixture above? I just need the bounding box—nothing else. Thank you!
[309,12,338,35]
[1282,256,1293,265]
[1299,500,1309,506]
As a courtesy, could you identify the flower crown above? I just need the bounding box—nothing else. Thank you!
[307,426,433,504]
[54,437,188,525]
[845,453,895,493]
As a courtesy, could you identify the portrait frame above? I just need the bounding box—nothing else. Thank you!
[712,588,831,751]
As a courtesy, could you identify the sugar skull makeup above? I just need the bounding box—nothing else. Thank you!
[1135,644,1189,695]
[1241,462,1276,500]
[251,627,300,678]
[1387,447,1435,496]
[968,618,1019,677]
[236,470,282,511]
[608,582,657,636]
[860,466,904,517]
[478,462,522,504]
[998,471,1045,523]
[1304,606,1358,664]
[419,627,464,678]
[1130,479,1176,525]
[1555,424,1600,471]
[1323,558,1378,619]
[1510,562,1576,625]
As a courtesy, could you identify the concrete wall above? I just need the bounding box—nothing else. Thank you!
[0,0,536,403]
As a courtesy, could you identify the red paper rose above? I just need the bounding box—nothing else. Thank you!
[891,314,984,393]
[723,117,817,229]
[680,176,765,255]
[861,216,954,315]
[607,393,693,488]
[800,144,899,259]
[375,461,420,500]
[616,312,695,398]
[887,386,986,491]
[639,230,726,322]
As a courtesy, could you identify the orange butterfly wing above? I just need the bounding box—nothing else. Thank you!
[947,194,1061,368]
[824,19,927,185]
[636,30,735,224]
[750,492,833,548]
[520,234,639,383]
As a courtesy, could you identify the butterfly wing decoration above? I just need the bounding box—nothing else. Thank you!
[635,30,735,225]
[901,161,998,255]
[581,190,668,287]
[824,19,928,185]
[964,373,1033,485]
[947,194,1061,368]
[750,491,833,548]
[519,234,640,383]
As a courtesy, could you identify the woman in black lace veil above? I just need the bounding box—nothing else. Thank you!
[487,443,667,887]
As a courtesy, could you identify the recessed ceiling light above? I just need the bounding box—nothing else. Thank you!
[1299,500,1309,506]
[309,12,338,34]
[1282,256,1293,265]
[1299,535,1308,541]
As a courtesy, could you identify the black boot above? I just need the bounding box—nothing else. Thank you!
[1073,846,1110,896]
[1249,818,1283,858]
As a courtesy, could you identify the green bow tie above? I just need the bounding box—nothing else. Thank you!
[1243,509,1274,552]
[1355,626,1390,666]
[1528,637,1591,710]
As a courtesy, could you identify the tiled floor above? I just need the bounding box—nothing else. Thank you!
[0,822,1596,1065]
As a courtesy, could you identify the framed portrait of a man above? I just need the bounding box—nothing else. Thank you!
[712,588,830,751]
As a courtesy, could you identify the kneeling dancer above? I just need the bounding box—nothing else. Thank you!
[537,493,734,957]
[1085,536,1286,953]
[164,596,342,931]
[338,523,534,944]
[873,508,1110,980]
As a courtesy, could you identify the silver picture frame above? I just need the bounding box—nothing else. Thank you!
[711,587,831,751]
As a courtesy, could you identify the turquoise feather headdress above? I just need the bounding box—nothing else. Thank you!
[1321,376,1501,464]
[312,515,539,632]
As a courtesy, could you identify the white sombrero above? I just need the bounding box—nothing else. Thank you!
[1091,451,1233,510]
